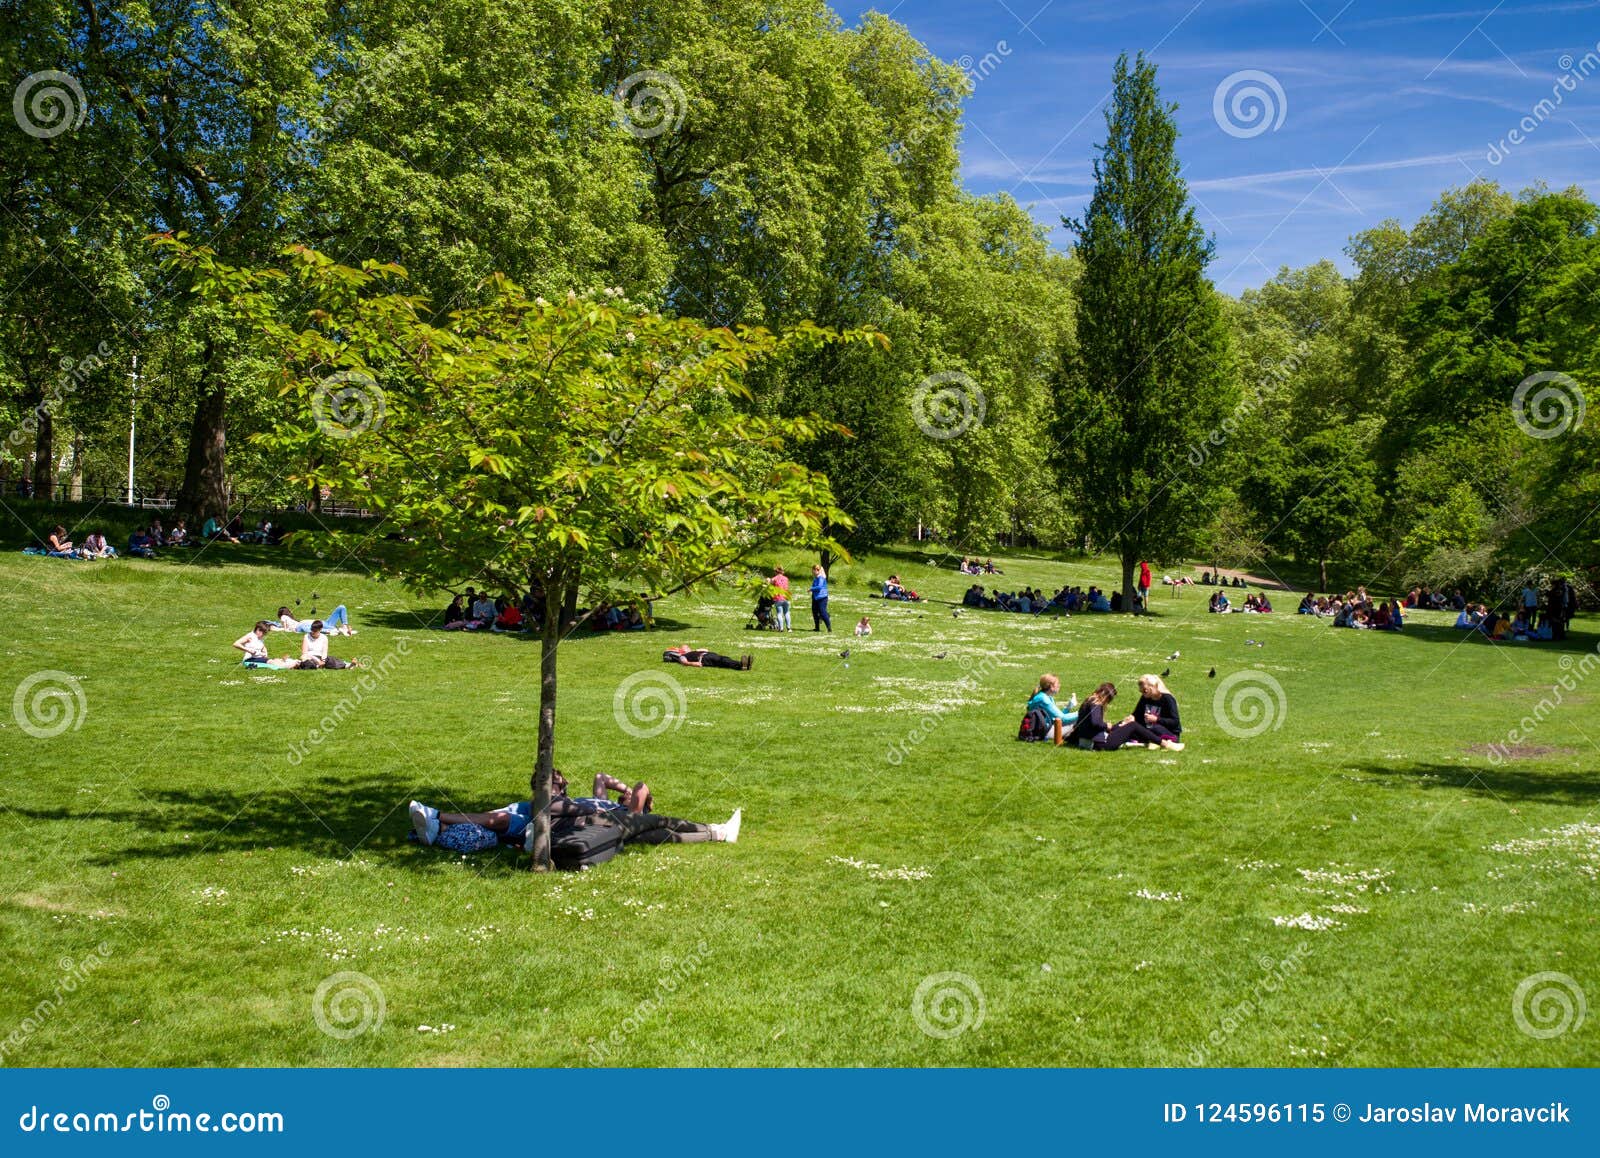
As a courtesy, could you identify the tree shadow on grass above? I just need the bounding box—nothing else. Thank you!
[1346,759,1600,807]
[357,608,696,635]
[12,775,535,870]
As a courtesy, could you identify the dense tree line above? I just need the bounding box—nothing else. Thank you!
[2,3,1594,593]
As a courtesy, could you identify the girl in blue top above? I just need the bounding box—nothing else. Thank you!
[1027,673,1079,744]
[811,563,832,632]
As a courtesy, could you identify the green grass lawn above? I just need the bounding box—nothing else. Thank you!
[1,537,1596,1067]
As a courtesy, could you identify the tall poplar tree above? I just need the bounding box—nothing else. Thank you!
[1054,52,1236,607]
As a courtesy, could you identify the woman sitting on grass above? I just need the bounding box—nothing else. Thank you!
[297,620,360,669]
[1025,674,1079,744]
[81,531,115,558]
[127,527,157,558]
[1064,682,1184,751]
[233,621,298,668]
[1131,675,1181,742]
[45,526,77,558]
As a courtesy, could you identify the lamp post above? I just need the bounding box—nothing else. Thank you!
[126,353,138,505]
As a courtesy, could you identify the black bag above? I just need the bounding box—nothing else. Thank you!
[551,816,626,871]
[1018,706,1054,742]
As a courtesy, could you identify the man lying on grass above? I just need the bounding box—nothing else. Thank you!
[409,771,741,854]
[663,644,752,670]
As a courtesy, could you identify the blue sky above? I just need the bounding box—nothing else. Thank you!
[836,0,1600,293]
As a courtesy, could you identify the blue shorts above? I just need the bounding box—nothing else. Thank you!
[496,801,532,838]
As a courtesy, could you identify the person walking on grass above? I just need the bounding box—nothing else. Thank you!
[811,563,832,633]
[771,566,792,631]
[1138,560,1152,613]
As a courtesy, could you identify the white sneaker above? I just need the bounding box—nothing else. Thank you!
[1164,741,1185,752]
[718,808,742,844]
[409,801,440,846]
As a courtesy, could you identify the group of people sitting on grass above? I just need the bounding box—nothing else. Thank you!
[1200,572,1249,588]
[440,587,651,634]
[1209,589,1273,614]
[231,604,359,669]
[32,513,285,560]
[1290,587,1404,630]
[881,574,922,601]
[408,771,741,859]
[1451,580,1577,641]
[960,582,1121,615]
[1403,586,1467,611]
[959,557,1003,575]
[1019,673,1184,752]
[201,515,281,545]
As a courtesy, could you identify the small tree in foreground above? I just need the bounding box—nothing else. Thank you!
[161,239,878,868]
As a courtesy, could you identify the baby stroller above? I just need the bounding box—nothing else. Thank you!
[746,594,775,630]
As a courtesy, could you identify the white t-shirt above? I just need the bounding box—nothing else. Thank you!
[472,598,496,620]
[301,633,329,661]
[235,632,268,660]
[279,613,303,630]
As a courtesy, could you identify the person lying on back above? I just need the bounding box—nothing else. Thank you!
[663,644,752,671]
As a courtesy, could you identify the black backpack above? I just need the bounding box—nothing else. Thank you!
[1018,706,1055,742]
[551,816,627,871]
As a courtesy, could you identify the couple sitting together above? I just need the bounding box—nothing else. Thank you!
[39,526,116,559]
[1022,673,1184,751]
[233,619,361,669]
[882,574,922,601]
[408,771,741,856]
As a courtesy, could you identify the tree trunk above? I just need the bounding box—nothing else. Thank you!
[69,434,84,501]
[527,576,565,871]
[179,352,228,522]
[1120,547,1137,614]
[31,396,54,498]
[1318,556,1328,592]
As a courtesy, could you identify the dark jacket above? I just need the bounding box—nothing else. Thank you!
[1065,701,1109,746]
[1136,692,1181,736]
